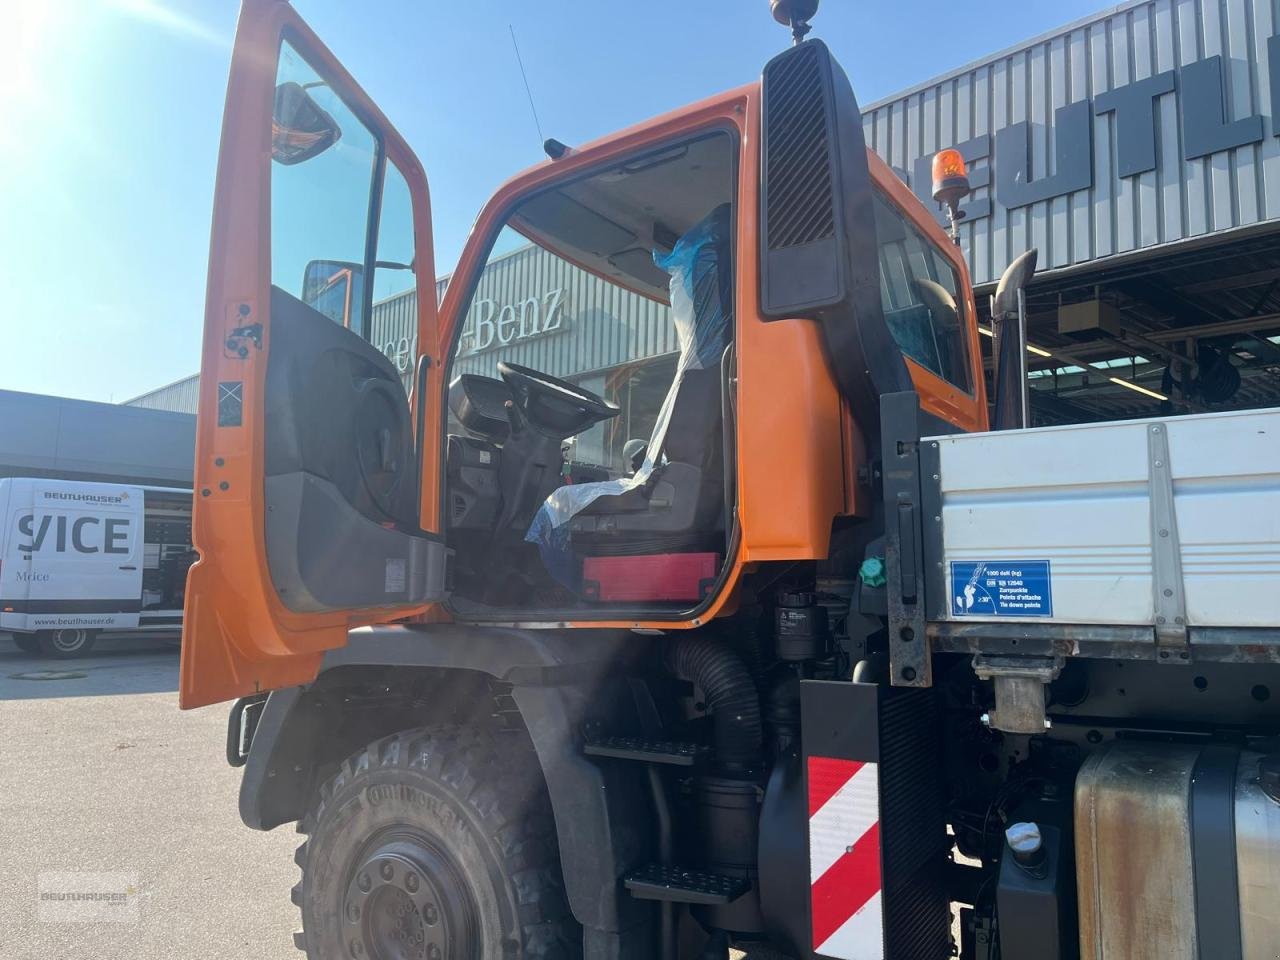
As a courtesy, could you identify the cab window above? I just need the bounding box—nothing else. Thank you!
[271,40,417,349]
[873,192,972,392]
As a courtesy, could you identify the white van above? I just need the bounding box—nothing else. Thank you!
[0,478,193,658]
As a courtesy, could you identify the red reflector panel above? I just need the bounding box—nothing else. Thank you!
[808,755,883,959]
[581,552,719,603]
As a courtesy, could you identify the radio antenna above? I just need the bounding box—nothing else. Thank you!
[508,25,546,148]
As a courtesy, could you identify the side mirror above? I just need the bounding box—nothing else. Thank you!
[272,81,341,165]
[302,259,364,328]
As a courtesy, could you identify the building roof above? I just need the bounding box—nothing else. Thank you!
[1,389,194,487]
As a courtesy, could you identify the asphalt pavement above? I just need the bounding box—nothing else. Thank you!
[0,634,299,960]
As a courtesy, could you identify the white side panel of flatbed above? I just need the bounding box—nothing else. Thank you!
[930,407,1280,627]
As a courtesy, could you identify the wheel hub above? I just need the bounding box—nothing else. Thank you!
[52,629,86,653]
[343,838,477,960]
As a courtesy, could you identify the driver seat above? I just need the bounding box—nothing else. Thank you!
[566,205,733,555]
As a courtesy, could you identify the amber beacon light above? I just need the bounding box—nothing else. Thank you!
[932,148,971,243]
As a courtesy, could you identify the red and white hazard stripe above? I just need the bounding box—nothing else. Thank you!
[808,756,882,960]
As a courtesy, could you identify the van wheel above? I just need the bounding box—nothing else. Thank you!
[292,726,580,960]
[12,636,39,654]
[36,628,98,659]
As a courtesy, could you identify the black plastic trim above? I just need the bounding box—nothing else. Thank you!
[264,472,447,613]
[759,39,912,447]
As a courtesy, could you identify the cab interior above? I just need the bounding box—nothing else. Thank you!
[442,131,738,616]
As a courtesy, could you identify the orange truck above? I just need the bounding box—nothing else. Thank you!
[184,1,1280,958]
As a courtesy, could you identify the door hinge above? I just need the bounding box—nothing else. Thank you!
[225,323,263,358]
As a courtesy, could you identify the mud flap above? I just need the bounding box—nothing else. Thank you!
[801,679,949,960]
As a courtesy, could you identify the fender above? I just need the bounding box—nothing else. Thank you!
[238,623,655,953]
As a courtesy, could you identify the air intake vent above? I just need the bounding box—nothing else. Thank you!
[763,44,835,251]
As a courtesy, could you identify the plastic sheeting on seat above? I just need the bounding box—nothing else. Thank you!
[525,204,733,588]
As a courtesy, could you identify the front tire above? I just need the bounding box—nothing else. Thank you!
[293,726,580,960]
[36,628,98,659]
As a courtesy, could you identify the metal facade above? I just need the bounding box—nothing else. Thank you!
[445,243,674,382]
[125,373,201,415]
[863,0,1280,287]
[363,242,675,386]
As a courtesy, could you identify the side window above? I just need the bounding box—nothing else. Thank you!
[873,192,972,392]
[272,39,417,351]
[370,163,419,390]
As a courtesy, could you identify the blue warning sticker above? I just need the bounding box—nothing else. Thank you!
[950,561,1053,618]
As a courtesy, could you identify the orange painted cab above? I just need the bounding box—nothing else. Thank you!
[180,0,986,708]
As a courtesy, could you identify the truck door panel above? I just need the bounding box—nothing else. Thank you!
[264,287,439,613]
[181,0,444,708]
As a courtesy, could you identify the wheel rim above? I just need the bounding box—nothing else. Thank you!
[343,834,480,960]
[52,629,87,653]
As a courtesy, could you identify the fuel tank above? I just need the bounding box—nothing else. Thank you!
[1074,741,1280,959]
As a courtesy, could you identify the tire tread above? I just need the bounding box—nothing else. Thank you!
[293,724,579,959]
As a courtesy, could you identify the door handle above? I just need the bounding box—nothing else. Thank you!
[896,499,918,604]
[378,428,396,472]
[119,565,138,571]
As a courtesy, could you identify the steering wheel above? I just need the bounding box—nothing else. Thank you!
[497,361,620,438]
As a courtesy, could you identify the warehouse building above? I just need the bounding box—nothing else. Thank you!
[128,0,1280,427]
[860,0,1280,423]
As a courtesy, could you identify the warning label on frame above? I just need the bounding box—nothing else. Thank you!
[950,561,1053,618]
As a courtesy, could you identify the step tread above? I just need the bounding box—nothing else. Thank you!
[623,863,750,905]
[583,735,701,766]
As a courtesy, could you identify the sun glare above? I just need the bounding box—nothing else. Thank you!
[104,0,227,48]
[0,4,74,163]
[0,4,70,136]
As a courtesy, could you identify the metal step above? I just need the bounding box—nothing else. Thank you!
[583,735,701,767]
[623,864,750,905]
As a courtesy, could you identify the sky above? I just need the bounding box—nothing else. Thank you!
[0,0,1107,404]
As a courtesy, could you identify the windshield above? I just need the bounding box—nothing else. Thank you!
[448,131,736,475]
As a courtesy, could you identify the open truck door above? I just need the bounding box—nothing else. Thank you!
[181,0,446,708]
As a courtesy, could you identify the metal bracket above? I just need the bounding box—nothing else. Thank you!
[972,654,1063,734]
[882,392,931,688]
[1148,423,1191,663]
